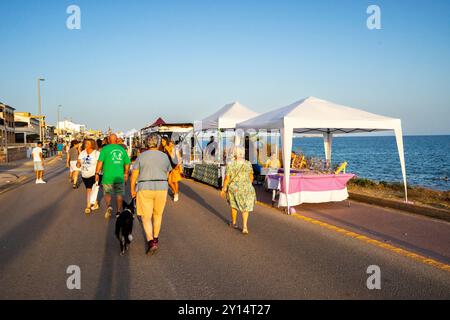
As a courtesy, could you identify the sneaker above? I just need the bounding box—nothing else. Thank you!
[84,208,91,214]
[91,202,99,211]
[174,193,179,202]
[104,206,113,219]
[146,240,159,255]
[37,179,46,184]
[35,179,39,184]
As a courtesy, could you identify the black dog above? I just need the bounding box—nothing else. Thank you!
[115,200,135,255]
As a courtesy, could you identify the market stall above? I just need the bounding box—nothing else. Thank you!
[140,118,193,143]
[191,163,225,188]
[266,171,355,206]
[192,101,259,187]
[237,96,408,211]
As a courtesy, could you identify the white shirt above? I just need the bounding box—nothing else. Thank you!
[32,147,43,162]
[78,150,100,178]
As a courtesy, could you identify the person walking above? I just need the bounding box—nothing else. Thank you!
[130,133,172,255]
[221,146,256,235]
[95,133,131,219]
[77,139,100,214]
[169,140,183,201]
[32,141,46,184]
[56,141,64,160]
[162,138,181,202]
[67,140,81,188]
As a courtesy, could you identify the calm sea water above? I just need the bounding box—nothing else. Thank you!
[292,135,450,191]
[199,135,450,191]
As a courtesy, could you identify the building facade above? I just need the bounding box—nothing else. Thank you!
[14,112,40,143]
[57,120,86,141]
[0,102,16,146]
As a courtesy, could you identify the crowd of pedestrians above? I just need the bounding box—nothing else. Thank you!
[32,132,256,256]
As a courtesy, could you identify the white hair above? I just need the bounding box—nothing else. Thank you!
[233,146,245,160]
[147,133,161,148]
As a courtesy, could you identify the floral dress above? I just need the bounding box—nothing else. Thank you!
[225,160,256,212]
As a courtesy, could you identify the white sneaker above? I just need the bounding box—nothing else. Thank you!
[174,194,179,202]
[37,179,46,184]
[35,179,39,184]
[40,180,47,184]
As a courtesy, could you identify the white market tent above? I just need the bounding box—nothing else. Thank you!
[125,128,139,138]
[196,101,260,160]
[237,96,408,207]
[199,101,260,130]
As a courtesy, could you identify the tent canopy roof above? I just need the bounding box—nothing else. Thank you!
[237,96,401,133]
[149,117,166,127]
[200,101,259,130]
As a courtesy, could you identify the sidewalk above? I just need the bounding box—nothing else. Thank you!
[0,155,61,192]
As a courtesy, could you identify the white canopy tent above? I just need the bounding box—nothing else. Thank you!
[197,101,260,161]
[237,96,408,209]
[200,101,260,130]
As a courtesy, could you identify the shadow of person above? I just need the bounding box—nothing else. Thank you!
[180,183,229,225]
[94,218,131,299]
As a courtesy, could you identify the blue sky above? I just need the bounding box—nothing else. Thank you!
[0,0,449,134]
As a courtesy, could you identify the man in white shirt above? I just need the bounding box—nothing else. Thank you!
[32,141,46,184]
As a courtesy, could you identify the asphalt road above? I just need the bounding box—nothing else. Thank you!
[0,161,449,299]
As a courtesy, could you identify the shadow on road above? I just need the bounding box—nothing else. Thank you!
[0,187,71,272]
[180,183,229,225]
[94,219,131,299]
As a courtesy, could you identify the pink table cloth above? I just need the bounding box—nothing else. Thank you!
[266,173,355,206]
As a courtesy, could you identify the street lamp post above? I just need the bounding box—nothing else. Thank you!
[37,78,45,141]
[57,105,62,142]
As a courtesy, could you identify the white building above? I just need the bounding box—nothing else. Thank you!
[57,120,86,134]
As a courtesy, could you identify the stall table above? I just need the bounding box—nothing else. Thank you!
[266,173,355,207]
[191,163,225,188]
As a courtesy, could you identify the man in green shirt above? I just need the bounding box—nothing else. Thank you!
[95,134,131,219]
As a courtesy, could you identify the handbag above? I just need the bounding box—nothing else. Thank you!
[90,182,99,205]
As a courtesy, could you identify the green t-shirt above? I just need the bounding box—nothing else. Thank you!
[98,144,131,184]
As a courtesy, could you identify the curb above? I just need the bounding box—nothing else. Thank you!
[348,192,450,223]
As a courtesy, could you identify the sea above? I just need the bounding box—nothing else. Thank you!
[199,135,450,191]
[292,135,450,191]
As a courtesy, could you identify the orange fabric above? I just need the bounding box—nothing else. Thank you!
[169,165,183,183]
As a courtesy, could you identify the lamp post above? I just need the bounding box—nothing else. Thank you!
[37,78,44,141]
[57,105,62,142]
[37,78,45,141]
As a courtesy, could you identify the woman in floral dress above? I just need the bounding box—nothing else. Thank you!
[221,146,256,234]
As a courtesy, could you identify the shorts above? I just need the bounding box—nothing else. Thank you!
[34,161,44,171]
[103,183,125,195]
[57,151,62,156]
[82,176,96,189]
[136,190,168,217]
[69,161,81,173]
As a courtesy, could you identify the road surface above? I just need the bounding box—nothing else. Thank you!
[0,161,449,299]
